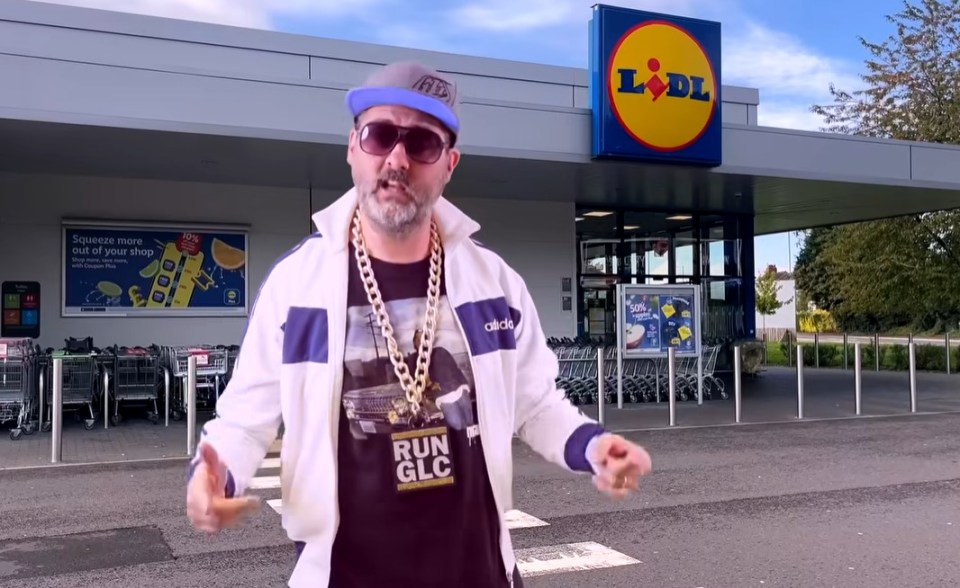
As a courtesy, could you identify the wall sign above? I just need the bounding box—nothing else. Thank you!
[2,281,41,339]
[62,221,249,317]
[589,4,723,166]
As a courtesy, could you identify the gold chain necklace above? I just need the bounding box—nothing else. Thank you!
[351,207,443,417]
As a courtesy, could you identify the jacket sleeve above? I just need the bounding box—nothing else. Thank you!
[511,279,607,474]
[187,263,286,496]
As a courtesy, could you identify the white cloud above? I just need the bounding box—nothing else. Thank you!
[31,0,377,29]
[720,23,862,131]
[723,22,862,102]
[756,101,826,132]
[448,0,721,32]
[451,0,577,32]
[447,0,730,33]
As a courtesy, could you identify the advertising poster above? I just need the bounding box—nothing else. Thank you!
[658,295,696,353]
[62,223,248,317]
[622,293,661,351]
[620,285,700,357]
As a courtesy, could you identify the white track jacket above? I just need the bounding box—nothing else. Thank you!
[193,188,605,587]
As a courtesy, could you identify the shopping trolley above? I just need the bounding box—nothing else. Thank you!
[222,345,240,387]
[162,345,228,421]
[105,345,162,425]
[42,349,99,431]
[0,338,39,440]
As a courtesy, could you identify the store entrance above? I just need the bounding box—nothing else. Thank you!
[574,206,753,367]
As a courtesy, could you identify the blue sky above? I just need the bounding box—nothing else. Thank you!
[41,0,908,274]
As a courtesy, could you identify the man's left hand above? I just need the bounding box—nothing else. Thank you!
[588,433,652,499]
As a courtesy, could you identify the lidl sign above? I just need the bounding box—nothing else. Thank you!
[589,5,722,166]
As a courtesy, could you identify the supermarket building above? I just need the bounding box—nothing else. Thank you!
[2,0,960,363]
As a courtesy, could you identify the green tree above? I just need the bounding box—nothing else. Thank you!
[812,0,960,143]
[794,227,837,312]
[804,0,960,332]
[755,265,790,331]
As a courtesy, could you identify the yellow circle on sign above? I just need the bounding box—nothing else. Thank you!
[608,21,717,151]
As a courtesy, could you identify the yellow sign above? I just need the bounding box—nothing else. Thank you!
[608,21,717,151]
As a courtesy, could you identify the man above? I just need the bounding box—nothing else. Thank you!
[186,61,653,587]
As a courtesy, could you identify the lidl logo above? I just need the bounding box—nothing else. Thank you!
[590,6,722,166]
[609,21,716,151]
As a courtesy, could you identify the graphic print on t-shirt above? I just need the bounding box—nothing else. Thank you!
[341,295,479,492]
[332,251,506,587]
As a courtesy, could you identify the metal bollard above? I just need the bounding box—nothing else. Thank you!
[734,344,742,424]
[596,347,605,426]
[854,343,862,416]
[51,358,63,464]
[843,333,849,370]
[814,332,820,368]
[38,369,45,434]
[875,333,880,371]
[103,369,110,430]
[668,347,677,427]
[796,344,804,419]
[947,332,952,375]
[163,367,171,427]
[909,342,917,413]
[187,356,198,456]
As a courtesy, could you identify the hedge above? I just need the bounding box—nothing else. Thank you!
[764,340,958,372]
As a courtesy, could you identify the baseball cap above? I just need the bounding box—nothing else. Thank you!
[345,61,461,137]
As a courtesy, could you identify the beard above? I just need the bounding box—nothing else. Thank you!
[355,167,438,238]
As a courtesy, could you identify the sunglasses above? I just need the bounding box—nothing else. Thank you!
[357,121,449,164]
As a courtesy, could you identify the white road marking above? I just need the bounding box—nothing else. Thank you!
[504,509,549,529]
[515,541,640,577]
[267,498,283,514]
[260,457,280,470]
[248,475,281,490]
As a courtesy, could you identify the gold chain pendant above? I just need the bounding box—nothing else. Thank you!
[351,208,443,418]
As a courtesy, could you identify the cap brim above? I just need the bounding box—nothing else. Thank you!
[346,87,459,135]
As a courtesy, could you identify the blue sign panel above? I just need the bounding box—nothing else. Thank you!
[62,223,248,317]
[589,4,722,166]
[2,281,41,339]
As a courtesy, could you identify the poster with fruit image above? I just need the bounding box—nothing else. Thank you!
[62,223,248,317]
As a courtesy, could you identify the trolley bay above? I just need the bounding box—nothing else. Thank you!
[2,414,960,586]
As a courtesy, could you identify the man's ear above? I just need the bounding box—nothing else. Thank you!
[346,127,357,163]
[447,148,461,174]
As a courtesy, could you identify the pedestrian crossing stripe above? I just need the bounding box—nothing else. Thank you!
[249,475,280,490]
[514,542,641,577]
[504,509,549,529]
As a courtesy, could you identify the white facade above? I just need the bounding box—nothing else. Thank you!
[0,170,576,349]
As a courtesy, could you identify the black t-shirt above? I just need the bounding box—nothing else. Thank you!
[329,245,508,588]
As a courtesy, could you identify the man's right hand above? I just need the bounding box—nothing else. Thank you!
[186,443,261,534]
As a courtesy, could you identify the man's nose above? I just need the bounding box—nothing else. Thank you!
[384,139,410,170]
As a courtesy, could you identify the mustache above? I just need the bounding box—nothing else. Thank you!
[378,169,409,187]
